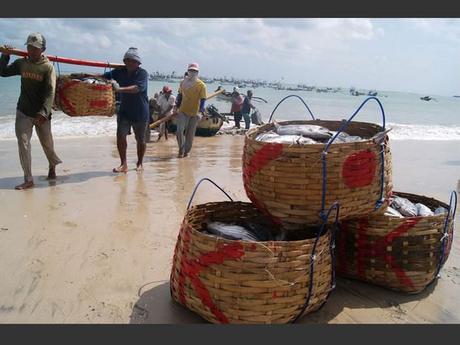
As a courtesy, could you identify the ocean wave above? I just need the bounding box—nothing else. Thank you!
[0,114,459,141]
[386,122,460,141]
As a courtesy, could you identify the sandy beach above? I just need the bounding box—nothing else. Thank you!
[0,135,459,323]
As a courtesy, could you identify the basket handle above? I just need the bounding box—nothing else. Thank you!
[320,97,387,218]
[186,178,234,210]
[323,96,386,152]
[436,190,458,276]
[268,95,316,123]
[291,202,340,323]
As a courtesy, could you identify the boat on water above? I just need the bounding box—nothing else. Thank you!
[420,96,433,101]
[165,105,228,137]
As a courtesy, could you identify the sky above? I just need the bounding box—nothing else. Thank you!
[0,18,459,96]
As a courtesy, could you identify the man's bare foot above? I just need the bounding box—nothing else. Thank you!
[135,164,144,172]
[183,153,188,157]
[15,181,34,190]
[177,153,183,158]
[112,165,128,173]
[47,166,57,180]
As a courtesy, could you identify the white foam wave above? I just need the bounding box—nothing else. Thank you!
[0,115,459,141]
[387,122,460,141]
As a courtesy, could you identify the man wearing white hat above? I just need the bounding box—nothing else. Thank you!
[102,47,150,173]
[0,32,62,190]
[174,62,207,158]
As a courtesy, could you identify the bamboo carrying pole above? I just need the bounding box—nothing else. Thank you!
[149,88,225,129]
[0,47,125,68]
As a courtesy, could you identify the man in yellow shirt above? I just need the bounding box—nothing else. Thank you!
[174,63,207,158]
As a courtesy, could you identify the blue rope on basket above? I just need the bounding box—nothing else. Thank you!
[435,190,458,277]
[291,202,340,323]
[187,177,234,210]
[268,94,316,123]
[320,96,387,222]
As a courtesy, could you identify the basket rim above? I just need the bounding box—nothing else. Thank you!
[387,191,451,220]
[245,119,385,147]
[185,201,332,245]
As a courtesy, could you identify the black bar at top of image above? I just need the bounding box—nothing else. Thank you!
[2,0,460,17]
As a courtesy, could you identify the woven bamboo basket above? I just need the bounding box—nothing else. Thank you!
[170,198,338,324]
[336,191,457,293]
[243,119,392,228]
[55,75,116,117]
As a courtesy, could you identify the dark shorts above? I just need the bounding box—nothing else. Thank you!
[117,116,149,143]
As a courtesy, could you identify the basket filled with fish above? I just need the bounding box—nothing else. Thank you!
[336,191,457,293]
[54,74,116,117]
[169,178,339,324]
[243,96,392,228]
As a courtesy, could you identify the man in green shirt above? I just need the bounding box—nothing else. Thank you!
[0,33,62,190]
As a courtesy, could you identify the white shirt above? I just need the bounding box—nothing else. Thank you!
[157,93,176,116]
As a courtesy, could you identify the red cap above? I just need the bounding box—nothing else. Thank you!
[187,62,199,71]
[162,86,172,93]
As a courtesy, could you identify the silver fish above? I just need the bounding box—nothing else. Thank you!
[384,206,404,218]
[390,196,418,217]
[415,203,434,217]
[274,123,332,141]
[255,131,280,142]
[434,206,448,215]
[263,135,317,145]
[206,222,259,241]
[328,131,364,143]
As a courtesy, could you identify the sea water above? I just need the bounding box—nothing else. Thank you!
[0,77,459,141]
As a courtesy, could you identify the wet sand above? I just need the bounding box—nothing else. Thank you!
[0,135,458,323]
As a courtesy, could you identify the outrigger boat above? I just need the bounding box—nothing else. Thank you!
[166,105,228,137]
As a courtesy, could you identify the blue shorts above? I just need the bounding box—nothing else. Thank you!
[117,116,149,143]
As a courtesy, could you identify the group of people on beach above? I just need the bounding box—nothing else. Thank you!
[0,32,210,190]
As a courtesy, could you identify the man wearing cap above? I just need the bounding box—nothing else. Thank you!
[156,86,175,141]
[0,32,62,190]
[174,63,207,158]
[102,47,149,173]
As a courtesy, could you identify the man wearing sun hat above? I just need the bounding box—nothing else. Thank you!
[156,85,176,141]
[0,32,62,190]
[174,62,207,158]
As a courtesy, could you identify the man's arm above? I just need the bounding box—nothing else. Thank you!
[0,52,20,77]
[37,65,57,120]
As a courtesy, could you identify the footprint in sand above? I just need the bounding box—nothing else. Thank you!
[63,221,77,228]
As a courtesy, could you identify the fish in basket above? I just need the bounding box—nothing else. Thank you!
[54,74,116,117]
[336,191,457,293]
[169,178,340,324]
[242,96,392,228]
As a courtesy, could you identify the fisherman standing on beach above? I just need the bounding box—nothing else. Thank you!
[174,63,207,158]
[102,47,149,173]
[157,86,175,141]
[230,89,244,129]
[0,33,62,190]
[241,90,257,130]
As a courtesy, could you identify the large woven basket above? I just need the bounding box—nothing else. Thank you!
[170,199,337,324]
[336,191,457,293]
[243,119,392,228]
[55,75,116,117]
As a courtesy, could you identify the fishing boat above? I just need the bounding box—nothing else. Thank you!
[166,105,227,137]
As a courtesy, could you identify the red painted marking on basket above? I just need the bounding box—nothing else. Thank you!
[355,217,421,289]
[177,224,192,305]
[242,143,284,225]
[342,150,376,188]
[90,84,112,91]
[244,143,284,180]
[176,226,245,323]
[89,100,109,108]
[57,80,80,115]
